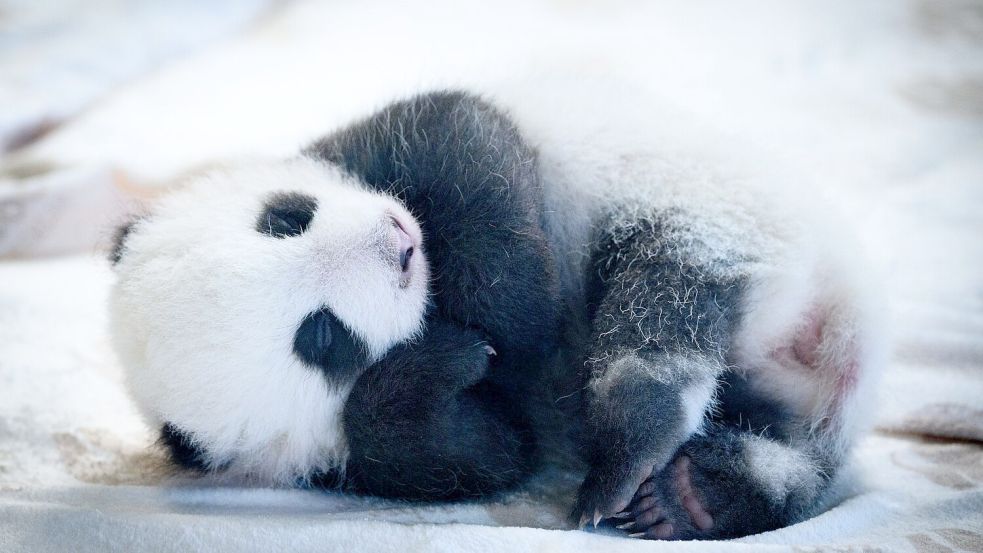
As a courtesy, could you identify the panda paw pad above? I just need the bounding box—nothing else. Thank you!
[615,456,713,540]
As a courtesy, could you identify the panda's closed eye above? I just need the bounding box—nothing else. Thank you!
[257,191,318,238]
[293,307,369,380]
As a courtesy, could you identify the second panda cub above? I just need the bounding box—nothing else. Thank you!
[110,89,881,540]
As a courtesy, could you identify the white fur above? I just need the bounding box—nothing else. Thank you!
[110,156,430,484]
[729,214,886,459]
[742,434,821,503]
[680,378,718,437]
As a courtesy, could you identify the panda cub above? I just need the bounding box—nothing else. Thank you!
[110,89,882,540]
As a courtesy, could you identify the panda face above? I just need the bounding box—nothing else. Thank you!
[109,156,429,484]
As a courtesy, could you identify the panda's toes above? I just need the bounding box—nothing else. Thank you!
[573,460,656,528]
[618,455,713,540]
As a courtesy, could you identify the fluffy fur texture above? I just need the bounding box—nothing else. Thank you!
[109,87,883,540]
[506,83,884,538]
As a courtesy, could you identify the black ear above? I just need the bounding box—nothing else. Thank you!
[109,216,143,265]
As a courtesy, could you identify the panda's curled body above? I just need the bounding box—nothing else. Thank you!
[110,89,882,540]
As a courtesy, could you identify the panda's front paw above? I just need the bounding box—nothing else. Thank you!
[364,318,495,397]
[344,318,533,500]
[401,319,497,391]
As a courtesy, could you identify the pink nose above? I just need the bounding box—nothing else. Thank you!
[394,221,414,273]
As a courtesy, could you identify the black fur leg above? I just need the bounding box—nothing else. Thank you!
[343,319,534,500]
[572,354,719,526]
[617,427,825,540]
[573,218,743,526]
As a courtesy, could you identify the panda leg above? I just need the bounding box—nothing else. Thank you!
[573,352,724,527]
[615,288,872,539]
[572,222,742,525]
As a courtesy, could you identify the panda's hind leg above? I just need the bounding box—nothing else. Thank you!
[572,219,742,525]
[615,286,875,540]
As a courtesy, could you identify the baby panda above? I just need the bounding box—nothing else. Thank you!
[110,87,883,540]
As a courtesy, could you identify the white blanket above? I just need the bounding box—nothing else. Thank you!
[2,1,982,551]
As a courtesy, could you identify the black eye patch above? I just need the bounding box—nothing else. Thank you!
[256,191,318,238]
[293,307,369,381]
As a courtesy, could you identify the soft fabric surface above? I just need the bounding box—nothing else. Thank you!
[1,1,981,551]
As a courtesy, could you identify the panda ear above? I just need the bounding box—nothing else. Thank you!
[109,216,144,265]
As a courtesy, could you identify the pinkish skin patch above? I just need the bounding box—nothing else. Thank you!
[673,456,714,531]
[766,306,827,374]
[768,304,863,430]
[798,307,861,415]
[791,306,826,369]
[623,456,715,539]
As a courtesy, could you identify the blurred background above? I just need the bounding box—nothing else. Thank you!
[0,1,981,550]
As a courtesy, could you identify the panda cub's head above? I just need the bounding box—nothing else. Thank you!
[109,156,429,485]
